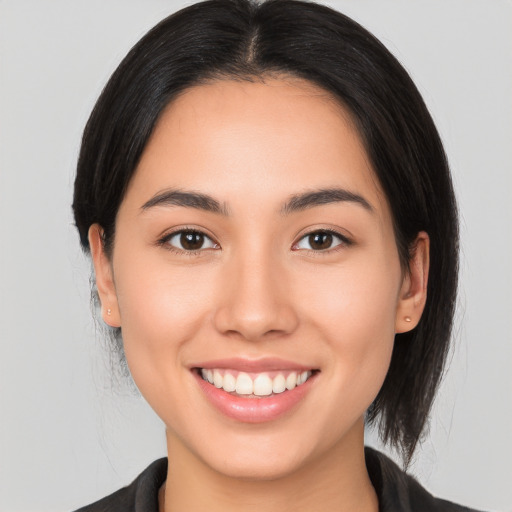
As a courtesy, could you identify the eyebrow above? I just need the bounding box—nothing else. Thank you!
[281,188,374,215]
[141,189,230,216]
[140,186,373,216]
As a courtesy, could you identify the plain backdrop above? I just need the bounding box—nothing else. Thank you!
[0,1,511,511]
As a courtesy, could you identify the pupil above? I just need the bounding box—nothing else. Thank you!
[309,232,332,250]
[181,231,204,250]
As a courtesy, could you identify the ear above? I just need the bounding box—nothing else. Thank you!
[88,224,121,328]
[395,231,430,333]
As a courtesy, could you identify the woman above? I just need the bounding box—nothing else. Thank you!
[71,0,483,510]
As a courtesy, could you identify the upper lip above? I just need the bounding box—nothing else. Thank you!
[192,357,317,372]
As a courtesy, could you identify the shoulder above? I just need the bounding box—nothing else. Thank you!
[73,458,167,512]
[365,447,485,512]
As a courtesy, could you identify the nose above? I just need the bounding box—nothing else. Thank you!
[213,251,299,342]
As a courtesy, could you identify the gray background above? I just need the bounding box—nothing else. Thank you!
[0,1,511,510]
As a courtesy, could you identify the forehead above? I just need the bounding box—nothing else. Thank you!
[125,77,387,216]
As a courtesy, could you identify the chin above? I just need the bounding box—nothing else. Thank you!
[186,424,333,482]
[207,448,309,481]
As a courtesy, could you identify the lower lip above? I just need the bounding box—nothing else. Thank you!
[194,372,315,423]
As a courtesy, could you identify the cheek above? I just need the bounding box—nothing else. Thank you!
[295,252,400,405]
[112,258,225,432]
[299,253,400,331]
[112,252,216,383]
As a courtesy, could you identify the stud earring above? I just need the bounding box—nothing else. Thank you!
[404,316,412,322]
[107,308,112,316]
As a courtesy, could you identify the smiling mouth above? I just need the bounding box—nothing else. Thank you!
[196,368,317,398]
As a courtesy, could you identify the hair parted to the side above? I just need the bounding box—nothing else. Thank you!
[73,0,458,464]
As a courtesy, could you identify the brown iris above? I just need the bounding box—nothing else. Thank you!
[180,231,205,250]
[307,232,334,250]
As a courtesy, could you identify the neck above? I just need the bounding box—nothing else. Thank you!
[162,420,378,512]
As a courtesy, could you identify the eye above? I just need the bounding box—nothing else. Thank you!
[293,230,350,251]
[162,229,218,252]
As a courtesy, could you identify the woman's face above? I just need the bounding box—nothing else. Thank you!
[91,77,427,479]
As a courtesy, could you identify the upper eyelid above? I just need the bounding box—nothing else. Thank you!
[157,228,219,256]
[291,230,353,256]
[167,230,216,243]
[157,226,352,250]
[158,226,218,243]
[295,227,352,244]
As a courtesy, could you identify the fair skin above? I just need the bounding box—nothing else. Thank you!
[89,77,429,512]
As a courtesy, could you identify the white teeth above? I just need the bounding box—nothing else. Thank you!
[213,369,223,388]
[200,369,313,395]
[253,374,273,396]
[223,372,236,392]
[272,374,286,394]
[297,371,309,385]
[286,372,297,390]
[235,372,254,395]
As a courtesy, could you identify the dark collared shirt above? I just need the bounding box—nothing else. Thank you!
[74,448,484,512]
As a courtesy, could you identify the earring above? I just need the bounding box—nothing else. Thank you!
[404,316,412,322]
[107,308,112,316]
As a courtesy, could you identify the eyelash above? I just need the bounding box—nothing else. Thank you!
[157,227,219,257]
[292,229,353,254]
[157,228,353,256]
